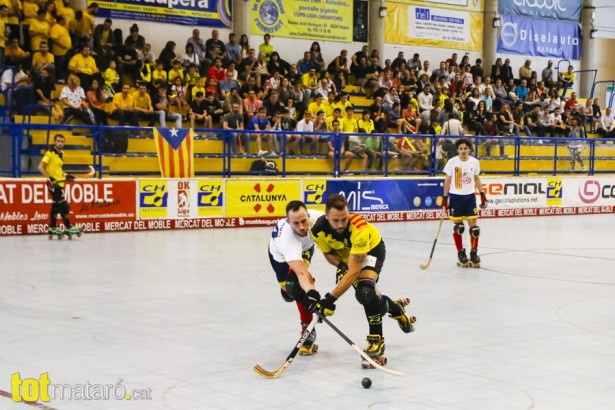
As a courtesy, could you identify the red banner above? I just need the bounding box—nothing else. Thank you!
[0,179,137,236]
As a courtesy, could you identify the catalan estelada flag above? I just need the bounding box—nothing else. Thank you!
[153,128,195,178]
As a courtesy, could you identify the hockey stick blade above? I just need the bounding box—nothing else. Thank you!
[253,315,319,379]
[318,315,402,376]
[419,212,445,270]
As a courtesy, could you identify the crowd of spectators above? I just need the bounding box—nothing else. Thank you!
[1,8,613,171]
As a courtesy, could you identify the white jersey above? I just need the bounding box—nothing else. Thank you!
[268,210,324,263]
[443,155,480,195]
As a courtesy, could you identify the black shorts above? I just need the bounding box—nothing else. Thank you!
[449,193,478,221]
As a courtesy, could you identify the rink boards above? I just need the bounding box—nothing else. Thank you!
[1,176,614,236]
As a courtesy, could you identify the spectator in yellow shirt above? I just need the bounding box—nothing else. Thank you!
[31,41,55,77]
[29,8,50,53]
[132,82,157,126]
[49,15,71,81]
[68,44,98,89]
[5,38,31,68]
[56,0,75,29]
[111,83,138,126]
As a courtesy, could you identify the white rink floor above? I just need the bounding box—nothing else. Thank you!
[2,214,615,410]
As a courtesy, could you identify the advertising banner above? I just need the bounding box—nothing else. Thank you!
[225,179,301,218]
[249,0,353,42]
[498,0,582,22]
[90,0,231,28]
[138,179,168,219]
[307,179,445,213]
[564,177,615,207]
[0,179,136,236]
[385,3,483,51]
[388,0,484,12]
[497,15,582,59]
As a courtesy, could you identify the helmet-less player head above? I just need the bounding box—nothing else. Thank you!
[285,200,310,237]
[325,194,349,235]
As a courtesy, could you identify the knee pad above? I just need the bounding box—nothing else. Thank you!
[454,223,465,235]
[355,279,378,306]
[279,287,294,303]
[470,226,480,238]
[285,272,305,301]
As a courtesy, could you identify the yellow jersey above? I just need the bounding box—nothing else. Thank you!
[311,213,383,263]
[112,93,134,111]
[68,53,98,75]
[49,23,71,56]
[132,91,152,110]
[41,147,65,187]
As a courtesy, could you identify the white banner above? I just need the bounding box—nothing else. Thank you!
[409,6,471,43]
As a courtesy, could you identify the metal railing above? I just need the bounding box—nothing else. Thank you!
[1,122,614,178]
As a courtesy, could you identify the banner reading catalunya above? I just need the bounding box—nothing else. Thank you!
[250,0,353,42]
[385,3,483,51]
[498,0,582,23]
[497,15,581,60]
[90,0,231,28]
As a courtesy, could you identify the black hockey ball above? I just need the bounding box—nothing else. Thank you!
[362,377,372,389]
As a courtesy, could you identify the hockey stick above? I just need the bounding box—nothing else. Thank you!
[419,211,446,270]
[318,314,403,376]
[252,314,319,379]
[57,166,96,183]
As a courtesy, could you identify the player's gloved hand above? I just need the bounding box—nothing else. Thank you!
[441,195,448,212]
[479,192,487,209]
[302,289,321,313]
[335,261,348,284]
[65,174,76,182]
[316,293,337,317]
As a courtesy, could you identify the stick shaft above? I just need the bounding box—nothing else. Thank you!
[253,315,319,379]
[319,315,402,376]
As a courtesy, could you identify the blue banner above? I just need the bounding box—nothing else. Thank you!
[497,15,582,60]
[304,179,444,212]
[498,0,582,22]
[91,0,231,28]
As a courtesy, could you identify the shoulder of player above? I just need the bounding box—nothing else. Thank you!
[310,214,329,234]
[348,213,368,230]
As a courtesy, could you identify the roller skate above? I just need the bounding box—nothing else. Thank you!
[47,227,64,240]
[362,334,387,369]
[389,298,416,333]
[456,248,470,268]
[65,226,83,240]
[298,322,318,355]
[469,249,481,268]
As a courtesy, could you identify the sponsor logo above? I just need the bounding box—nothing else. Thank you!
[338,182,389,211]
[177,181,190,218]
[252,0,284,33]
[139,183,167,208]
[198,183,223,207]
[304,182,326,205]
[578,180,615,204]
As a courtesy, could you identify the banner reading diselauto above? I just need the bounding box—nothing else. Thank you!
[0,179,136,236]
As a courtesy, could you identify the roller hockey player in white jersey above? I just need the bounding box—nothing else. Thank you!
[268,200,325,355]
[442,137,488,267]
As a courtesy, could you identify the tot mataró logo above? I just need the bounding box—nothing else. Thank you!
[10,372,152,402]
